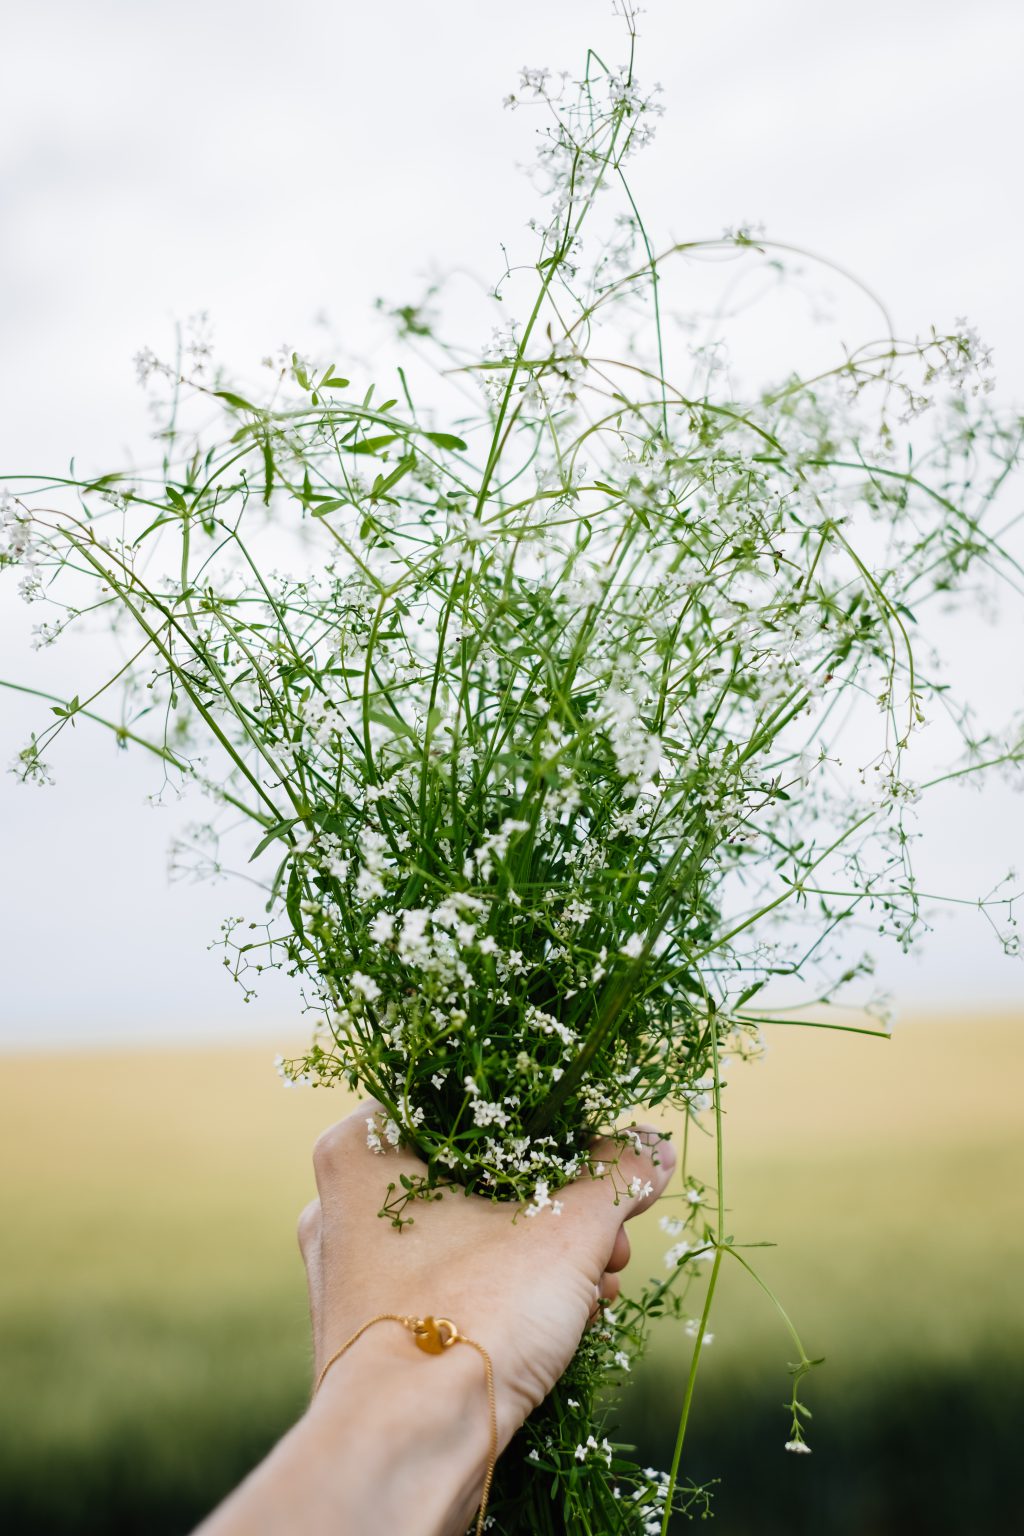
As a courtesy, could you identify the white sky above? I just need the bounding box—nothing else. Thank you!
[2,0,1023,1046]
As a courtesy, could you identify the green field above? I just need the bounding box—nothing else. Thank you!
[3,1011,1023,1533]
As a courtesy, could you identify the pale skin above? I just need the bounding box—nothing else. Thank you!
[195,1101,675,1536]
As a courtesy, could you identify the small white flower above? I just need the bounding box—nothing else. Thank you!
[784,1439,812,1455]
[349,971,381,1002]
[133,346,163,386]
[684,1319,714,1344]
[368,911,395,943]
[525,1177,554,1217]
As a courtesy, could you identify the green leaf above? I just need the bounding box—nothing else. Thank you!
[133,514,176,544]
[424,431,468,452]
[215,390,260,413]
[249,818,300,863]
[309,498,349,517]
[318,365,350,390]
[366,707,415,740]
[261,438,274,504]
[285,863,305,940]
[372,454,416,499]
[351,434,398,456]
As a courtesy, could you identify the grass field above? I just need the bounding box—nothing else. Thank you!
[2,1010,1023,1533]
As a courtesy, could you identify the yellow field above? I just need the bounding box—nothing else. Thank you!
[3,1009,1022,1373]
[2,1011,1023,1534]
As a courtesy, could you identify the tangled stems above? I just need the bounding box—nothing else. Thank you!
[3,17,1023,1529]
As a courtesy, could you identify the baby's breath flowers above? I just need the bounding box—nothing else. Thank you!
[3,9,1022,1532]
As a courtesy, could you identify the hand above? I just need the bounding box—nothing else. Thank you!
[196,1101,675,1536]
[300,1102,674,1476]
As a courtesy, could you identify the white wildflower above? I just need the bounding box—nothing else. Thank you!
[349,971,381,1001]
[369,911,396,943]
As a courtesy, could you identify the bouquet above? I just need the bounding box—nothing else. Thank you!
[3,10,1021,1530]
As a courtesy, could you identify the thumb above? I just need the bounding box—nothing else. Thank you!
[560,1122,676,1238]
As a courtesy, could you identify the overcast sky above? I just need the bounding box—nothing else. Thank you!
[2,0,1022,1047]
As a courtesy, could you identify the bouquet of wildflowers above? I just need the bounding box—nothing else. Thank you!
[4,11,1022,1530]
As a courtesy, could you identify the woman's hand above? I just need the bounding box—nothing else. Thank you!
[300,1100,674,1444]
[196,1102,674,1536]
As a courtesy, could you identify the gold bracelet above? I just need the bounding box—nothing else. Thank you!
[313,1313,497,1536]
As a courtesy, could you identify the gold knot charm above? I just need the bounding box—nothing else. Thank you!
[411,1315,460,1354]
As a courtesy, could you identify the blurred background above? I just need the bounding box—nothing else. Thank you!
[2,2,1022,1531]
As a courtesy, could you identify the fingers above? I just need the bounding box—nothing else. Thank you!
[606,1225,631,1274]
[309,1104,674,1252]
[561,1122,675,1238]
[606,1124,675,1223]
[599,1271,621,1304]
[588,1271,622,1324]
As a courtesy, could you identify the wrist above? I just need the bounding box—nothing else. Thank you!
[306,1324,492,1536]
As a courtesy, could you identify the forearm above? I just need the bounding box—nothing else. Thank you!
[195,1338,490,1536]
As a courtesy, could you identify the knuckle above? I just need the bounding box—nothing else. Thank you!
[311,1124,344,1176]
[296,1199,321,1254]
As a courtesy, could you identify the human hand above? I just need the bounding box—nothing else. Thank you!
[298,1101,674,1522]
[196,1102,675,1536]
